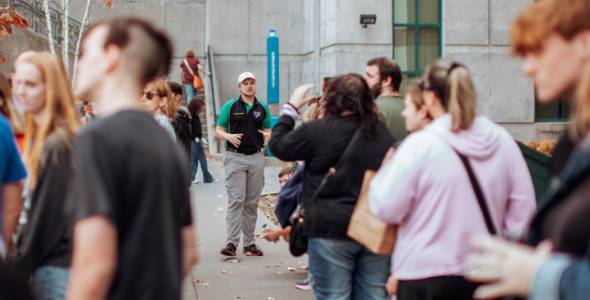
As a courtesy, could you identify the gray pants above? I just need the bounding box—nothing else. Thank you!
[224,151,265,247]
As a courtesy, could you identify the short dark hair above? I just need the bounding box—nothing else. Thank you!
[167,81,183,96]
[366,57,402,91]
[188,96,205,116]
[84,17,173,86]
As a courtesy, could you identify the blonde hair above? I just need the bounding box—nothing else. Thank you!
[422,59,476,131]
[146,79,177,119]
[407,84,425,108]
[22,52,80,188]
[571,63,590,141]
[447,67,476,131]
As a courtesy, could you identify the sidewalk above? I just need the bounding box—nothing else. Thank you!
[182,159,314,300]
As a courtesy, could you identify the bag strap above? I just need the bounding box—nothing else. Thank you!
[184,59,197,77]
[453,150,498,235]
[306,128,361,208]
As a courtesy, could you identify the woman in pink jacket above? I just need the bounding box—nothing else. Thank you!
[368,59,536,300]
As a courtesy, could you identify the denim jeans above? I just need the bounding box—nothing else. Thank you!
[308,237,390,300]
[31,266,70,300]
[191,141,213,182]
[184,84,196,104]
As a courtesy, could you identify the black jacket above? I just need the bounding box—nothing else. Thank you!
[269,115,395,239]
[190,112,202,141]
[549,133,576,178]
[527,138,590,255]
[172,108,192,156]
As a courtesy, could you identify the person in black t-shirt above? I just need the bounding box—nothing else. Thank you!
[65,18,197,300]
[12,52,80,300]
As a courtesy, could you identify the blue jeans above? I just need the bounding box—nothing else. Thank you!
[184,84,196,104]
[31,266,70,300]
[308,238,390,300]
[191,141,213,182]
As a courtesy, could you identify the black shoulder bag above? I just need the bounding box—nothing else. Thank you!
[454,150,497,235]
[288,129,360,257]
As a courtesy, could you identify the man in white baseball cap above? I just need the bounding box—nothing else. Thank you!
[215,72,271,257]
[237,72,256,85]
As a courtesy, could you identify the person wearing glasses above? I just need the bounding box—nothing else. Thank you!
[142,79,177,142]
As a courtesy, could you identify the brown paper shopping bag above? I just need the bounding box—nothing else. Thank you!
[347,170,397,255]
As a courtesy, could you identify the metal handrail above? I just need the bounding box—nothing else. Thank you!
[206,45,221,153]
[1,0,82,53]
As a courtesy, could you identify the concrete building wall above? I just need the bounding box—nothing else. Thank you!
[14,0,558,143]
[0,28,50,75]
[319,0,392,80]
[68,0,393,105]
[442,0,564,141]
[443,0,535,123]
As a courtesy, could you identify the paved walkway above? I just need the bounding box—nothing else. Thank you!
[182,159,314,300]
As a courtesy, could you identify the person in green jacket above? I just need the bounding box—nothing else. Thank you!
[365,57,408,140]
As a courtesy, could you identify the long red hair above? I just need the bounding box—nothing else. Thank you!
[22,52,80,187]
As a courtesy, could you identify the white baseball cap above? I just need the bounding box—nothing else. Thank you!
[238,72,256,84]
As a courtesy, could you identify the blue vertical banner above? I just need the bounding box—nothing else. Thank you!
[267,29,280,129]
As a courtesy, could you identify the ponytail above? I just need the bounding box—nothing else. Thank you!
[422,59,478,131]
[446,67,476,131]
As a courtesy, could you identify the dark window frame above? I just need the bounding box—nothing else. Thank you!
[392,0,443,77]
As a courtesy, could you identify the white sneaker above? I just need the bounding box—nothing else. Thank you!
[192,178,199,184]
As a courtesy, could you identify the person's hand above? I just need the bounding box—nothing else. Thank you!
[258,130,271,145]
[262,229,280,242]
[288,84,315,109]
[225,133,243,148]
[465,236,553,299]
[386,274,398,296]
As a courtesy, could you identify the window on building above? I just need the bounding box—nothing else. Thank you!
[535,97,570,122]
[393,0,442,92]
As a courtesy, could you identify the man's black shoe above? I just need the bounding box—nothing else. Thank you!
[220,243,237,256]
[244,244,264,256]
